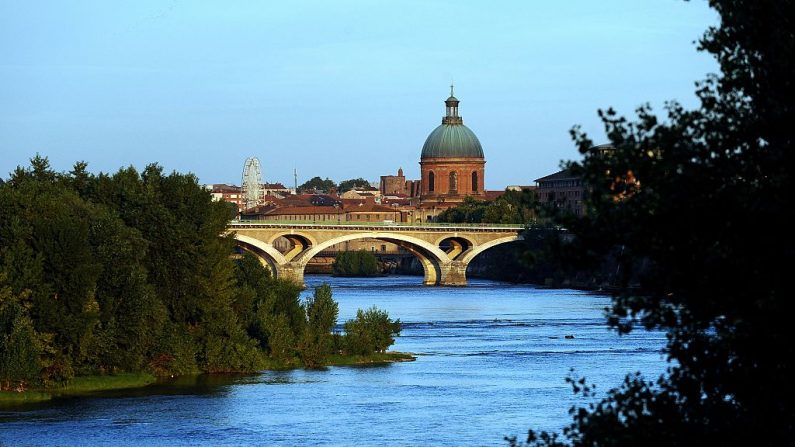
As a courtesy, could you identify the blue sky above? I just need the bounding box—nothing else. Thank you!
[0,1,718,188]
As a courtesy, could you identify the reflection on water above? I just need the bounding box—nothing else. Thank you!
[0,275,667,446]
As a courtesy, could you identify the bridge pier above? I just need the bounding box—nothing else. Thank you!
[277,262,306,287]
[439,260,468,286]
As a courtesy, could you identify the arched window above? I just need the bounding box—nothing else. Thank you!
[449,171,458,192]
[428,171,435,192]
[472,171,478,192]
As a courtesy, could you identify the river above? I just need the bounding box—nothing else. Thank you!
[0,276,667,446]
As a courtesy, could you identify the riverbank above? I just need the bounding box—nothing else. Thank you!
[0,373,157,404]
[0,352,415,404]
[262,351,415,370]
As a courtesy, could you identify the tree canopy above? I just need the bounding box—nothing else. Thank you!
[436,189,537,224]
[332,250,381,277]
[337,178,371,193]
[512,0,794,445]
[298,176,336,193]
[0,159,400,389]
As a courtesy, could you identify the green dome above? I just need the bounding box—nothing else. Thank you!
[421,123,484,159]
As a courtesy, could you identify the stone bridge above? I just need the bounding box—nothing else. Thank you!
[227,222,524,286]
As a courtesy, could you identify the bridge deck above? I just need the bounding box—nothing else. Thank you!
[229,221,524,233]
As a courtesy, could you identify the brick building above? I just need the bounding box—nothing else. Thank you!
[535,169,585,216]
[417,87,486,220]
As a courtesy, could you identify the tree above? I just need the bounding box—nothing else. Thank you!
[436,190,537,224]
[513,1,795,445]
[343,307,400,355]
[300,284,339,367]
[0,278,46,391]
[298,176,336,193]
[332,250,380,277]
[337,178,371,193]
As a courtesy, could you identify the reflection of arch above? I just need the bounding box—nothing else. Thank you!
[471,171,478,192]
[428,171,435,192]
[449,171,458,192]
[459,235,522,265]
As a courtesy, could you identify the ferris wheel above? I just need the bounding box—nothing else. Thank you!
[241,157,262,210]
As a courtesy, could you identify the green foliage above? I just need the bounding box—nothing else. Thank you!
[337,178,371,193]
[514,1,795,445]
[332,250,381,277]
[0,158,276,382]
[0,283,44,390]
[298,176,336,193]
[300,284,339,367]
[343,307,400,355]
[262,313,295,361]
[150,324,199,376]
[1,158,407,382]
[436,190,537,224]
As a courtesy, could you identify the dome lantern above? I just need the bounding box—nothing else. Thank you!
[443,84,462,125]
[420,87,484,159]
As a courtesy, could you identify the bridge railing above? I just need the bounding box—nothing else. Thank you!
[228,220,527,231]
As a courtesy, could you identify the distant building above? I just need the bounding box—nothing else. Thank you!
[207,184,244,211]
[208,182,295,211]
[247,198,406,223]
[534,169,585,216]
[262,182,290,198]
[380,167,406,195]
[418,87,485,208]
[341,186,381,200]
[379,168,421,198]
[377,87,489,222]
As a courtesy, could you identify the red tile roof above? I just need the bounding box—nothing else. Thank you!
[264,206,345,216]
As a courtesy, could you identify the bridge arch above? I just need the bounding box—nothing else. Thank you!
[433,234,476,248]
[265,231,318,247]
[293,232,450,286]
[233,234,288,276]
[459,235,523,265]
[436,236,475,261]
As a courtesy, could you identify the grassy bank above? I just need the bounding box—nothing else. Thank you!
[0,373,157,404]
[1,353,415,404]
[324,351,415,366]
[260,351,415,370]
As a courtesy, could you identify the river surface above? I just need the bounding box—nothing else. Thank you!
[0,276,668,446]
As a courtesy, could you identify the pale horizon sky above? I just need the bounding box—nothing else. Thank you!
[0,1,719,189]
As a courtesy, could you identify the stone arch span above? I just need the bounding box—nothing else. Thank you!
[233,234,288,276]
[458,235,523,265]
[435,235,475,261]
[433,234,476,248]
[265,231,318,247]
[294,232,451,286]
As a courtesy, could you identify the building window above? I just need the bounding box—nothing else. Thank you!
[429,171,435,192]
[471,171,478,192]
[449,171,458,192]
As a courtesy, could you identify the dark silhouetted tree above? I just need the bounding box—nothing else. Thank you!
[510,1,795,446]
